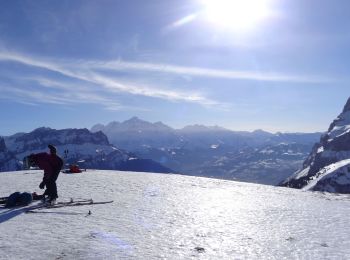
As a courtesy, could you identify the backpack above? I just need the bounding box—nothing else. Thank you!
[5,192,33,208]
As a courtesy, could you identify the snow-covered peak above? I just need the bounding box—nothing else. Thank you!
[326,97,350,139]
[327,111,350,139]
[281,96,350,193]
[342,96,350,113]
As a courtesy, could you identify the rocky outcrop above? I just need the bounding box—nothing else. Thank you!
[5,127,109,154]
[281,97,350,193]
[2,127,173,174]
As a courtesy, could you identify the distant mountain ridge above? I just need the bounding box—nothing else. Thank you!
[1,127,173,174]
[281,97,350,193]
[92,117,322,185]
[92,117,321,150]
[91,117,180,150]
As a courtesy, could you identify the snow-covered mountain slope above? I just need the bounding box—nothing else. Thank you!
[2,127,172,174]
[1,170,350,259]
[281,97,350,193]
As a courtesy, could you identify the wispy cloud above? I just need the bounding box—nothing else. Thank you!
[93,60,333,83]
[0,49,334,113]
[0,74,141,111]
[1,85,73,105]
[0,50,224,108]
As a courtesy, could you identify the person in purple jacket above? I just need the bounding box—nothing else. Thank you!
[29,144,63,204]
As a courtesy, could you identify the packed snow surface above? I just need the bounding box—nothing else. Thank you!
[1,170,350,259]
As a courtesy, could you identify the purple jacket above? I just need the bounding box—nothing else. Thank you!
[32,152,63,181]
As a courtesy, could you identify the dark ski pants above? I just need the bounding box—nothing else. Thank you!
[44,173,59,199]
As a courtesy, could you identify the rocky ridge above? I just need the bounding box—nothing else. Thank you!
[281,97,350,193]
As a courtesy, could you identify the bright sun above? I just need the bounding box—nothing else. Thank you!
[201,0,272,31]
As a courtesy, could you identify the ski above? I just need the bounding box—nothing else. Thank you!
[25,198,93,211]
[47,200,113,209]
[25,199,113,213]
[56,198,94,204]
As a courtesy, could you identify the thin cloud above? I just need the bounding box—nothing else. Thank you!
[0,79,128,111]
[87,72,217,104]
[1,50,333,113]
[41,80,149,111]
[0,85,72,105]
[0,51,224,108]
[95,60,333,83]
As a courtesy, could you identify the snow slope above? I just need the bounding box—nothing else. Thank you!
[1,170,350,259]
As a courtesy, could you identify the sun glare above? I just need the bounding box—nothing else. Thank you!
[201,0,272,31]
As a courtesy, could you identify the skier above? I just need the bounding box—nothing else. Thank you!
[29,144,63,204]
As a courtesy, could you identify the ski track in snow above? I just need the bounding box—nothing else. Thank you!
[0,170,350,259]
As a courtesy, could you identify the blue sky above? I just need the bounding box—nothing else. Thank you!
[0,0,349,135]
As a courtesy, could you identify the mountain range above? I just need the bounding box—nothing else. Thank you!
[2,115,332,187]
[92,117,321,185]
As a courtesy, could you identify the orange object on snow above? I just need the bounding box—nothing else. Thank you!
[69,164,82,173]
